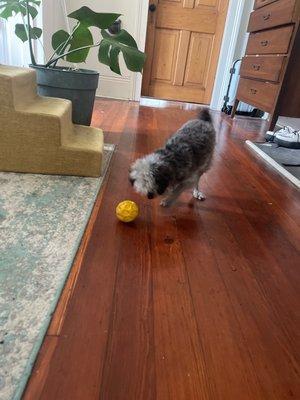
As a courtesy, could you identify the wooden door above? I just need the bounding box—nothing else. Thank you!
[142,0,229,104]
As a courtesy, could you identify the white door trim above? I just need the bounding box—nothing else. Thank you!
[133,0,149,101]
[210,0,245,110]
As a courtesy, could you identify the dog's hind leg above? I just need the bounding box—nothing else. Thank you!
[193,174,206,201]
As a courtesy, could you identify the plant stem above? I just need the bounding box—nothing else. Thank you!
[46,22,80,66]
[47,42,67,64]
[53,22,80,68]
[45,41,101,67]
[25,0,36,65]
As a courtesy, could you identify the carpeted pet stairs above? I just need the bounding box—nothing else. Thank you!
[0,65,103,177]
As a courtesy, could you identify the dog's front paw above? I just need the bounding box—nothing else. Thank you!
[193,189,206,201]
[160,199,171,207]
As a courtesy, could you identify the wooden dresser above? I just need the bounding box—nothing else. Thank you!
[231,0,300,129]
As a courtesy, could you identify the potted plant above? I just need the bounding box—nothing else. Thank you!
[0,0,146,125]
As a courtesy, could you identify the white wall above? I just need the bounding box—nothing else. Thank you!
[42,0,148,100]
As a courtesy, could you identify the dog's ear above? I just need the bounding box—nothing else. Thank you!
[153,163,172,195]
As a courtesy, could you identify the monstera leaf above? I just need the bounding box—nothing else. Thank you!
[98,29,146,75]
[51,26,94,63]
[0,3,20,18]
[68,6,120,29]
[15,23,41,42]
[1,1,146,74]
[52,29,70,53]
[66,25,93,63]
[0,0,40,19]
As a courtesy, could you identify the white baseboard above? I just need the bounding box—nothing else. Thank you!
[96,75,133,100]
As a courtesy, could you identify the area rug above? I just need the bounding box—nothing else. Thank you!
[0,143,115,400]
[246,141,300,189]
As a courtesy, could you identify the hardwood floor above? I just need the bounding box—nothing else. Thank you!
[23,99,300,400]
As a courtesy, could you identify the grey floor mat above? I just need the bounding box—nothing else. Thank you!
[248,142,300,181]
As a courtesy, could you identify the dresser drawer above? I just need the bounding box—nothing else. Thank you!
[248,0,296,32]
[237,78,279,112]
[240,56,286,82]
[246,25,294,54]
[254,0,278,9]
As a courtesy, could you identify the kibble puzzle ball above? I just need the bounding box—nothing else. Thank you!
[116,200,139,223]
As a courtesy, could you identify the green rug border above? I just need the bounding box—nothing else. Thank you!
[12,143,115,400]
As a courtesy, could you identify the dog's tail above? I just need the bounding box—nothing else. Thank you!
[197,108,212,123]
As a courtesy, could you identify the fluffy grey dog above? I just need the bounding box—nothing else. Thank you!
[129,108,216,207]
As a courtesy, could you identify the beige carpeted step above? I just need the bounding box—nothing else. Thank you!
[62,124,103,152]
[0,65,103,177]
[0,65,38,108]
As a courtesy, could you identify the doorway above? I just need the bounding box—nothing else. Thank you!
[142,0,229,104]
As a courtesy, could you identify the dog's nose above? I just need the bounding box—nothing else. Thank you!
[129,177,135,186]
[147,192,154,199]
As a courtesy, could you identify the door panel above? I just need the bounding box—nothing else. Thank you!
[173,30,191,85]
[195,0,218,7]
[151,29,180,82]
[142,0,229,104]
[183,0,196,8]
[156,4,217,33]
[184,33,212,87]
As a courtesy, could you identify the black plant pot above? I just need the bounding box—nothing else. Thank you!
[30,65,99,126]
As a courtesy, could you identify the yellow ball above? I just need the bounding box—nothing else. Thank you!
[116,200,139,223]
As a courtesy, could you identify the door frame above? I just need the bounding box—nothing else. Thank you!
[133,0,151,101]
[210,0,246,109]
[134,0,246,108]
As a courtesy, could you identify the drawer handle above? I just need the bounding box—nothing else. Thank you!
[260,40,269,46]
[263,13,271,21]
[250,89,258,95]
[252,64,261,71]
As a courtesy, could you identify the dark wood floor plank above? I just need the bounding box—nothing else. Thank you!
[99,204,155,400]
[99,106,156,400]
[195,207,299,400]
[23,99,300,400]
[138,108,212,400]
[195,150,300,399]
[150,209,211,400]
[204,146,300,327]
[176,211,265,400]
[23,337,58,400]
[226,118,300,209]
[213,149,300,287]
